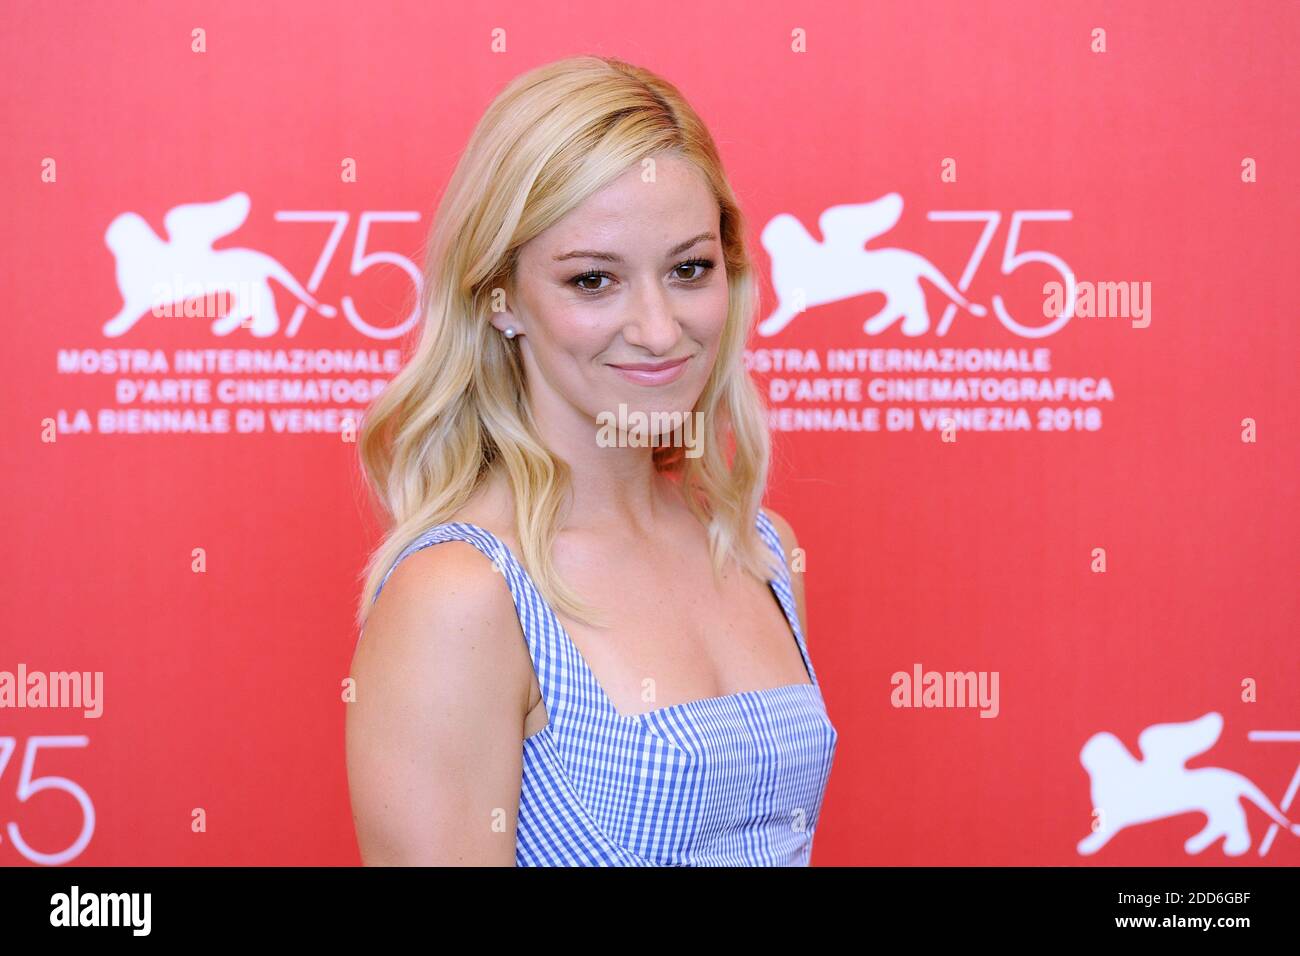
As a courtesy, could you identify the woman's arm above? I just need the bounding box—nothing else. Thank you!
[345,542,532,865]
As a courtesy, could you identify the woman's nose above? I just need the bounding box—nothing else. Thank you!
[621,280,682,355]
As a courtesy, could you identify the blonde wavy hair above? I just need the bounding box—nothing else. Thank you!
[354,54,779,633]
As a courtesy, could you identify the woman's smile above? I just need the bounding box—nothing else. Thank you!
[606,354,691,386]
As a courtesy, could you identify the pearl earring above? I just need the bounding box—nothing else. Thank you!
[502,327,517,339]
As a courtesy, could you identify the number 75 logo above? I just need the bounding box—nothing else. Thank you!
[272,209,423,339]
[0,736,94,865]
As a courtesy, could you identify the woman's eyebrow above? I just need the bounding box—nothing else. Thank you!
[552,231,716,263]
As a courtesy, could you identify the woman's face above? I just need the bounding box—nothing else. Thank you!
[495,151,729,443]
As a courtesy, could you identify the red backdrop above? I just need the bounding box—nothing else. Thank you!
[1,0,1295,866]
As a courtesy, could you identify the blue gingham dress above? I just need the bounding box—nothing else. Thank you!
[372,508,838,865]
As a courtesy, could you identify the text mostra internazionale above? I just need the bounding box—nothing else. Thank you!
[57,348,403,375]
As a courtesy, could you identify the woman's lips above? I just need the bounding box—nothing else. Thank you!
[608,356,690,386]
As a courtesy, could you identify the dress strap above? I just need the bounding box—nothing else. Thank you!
[754,508,821,689]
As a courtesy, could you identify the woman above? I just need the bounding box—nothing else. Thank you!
[346,54,837,866]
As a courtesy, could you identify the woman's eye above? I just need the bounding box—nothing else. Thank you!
[674,258,715,282]
[572,272,611,293]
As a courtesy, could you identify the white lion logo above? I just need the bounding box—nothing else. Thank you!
[102,191,335,338]
[757,192,986,337]
[1078,711,1300,857]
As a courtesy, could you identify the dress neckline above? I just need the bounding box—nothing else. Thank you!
[437,518,817,723]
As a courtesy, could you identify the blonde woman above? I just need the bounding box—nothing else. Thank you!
[346,55,837,866]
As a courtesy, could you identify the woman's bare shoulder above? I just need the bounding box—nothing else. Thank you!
[358,538,524,680]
